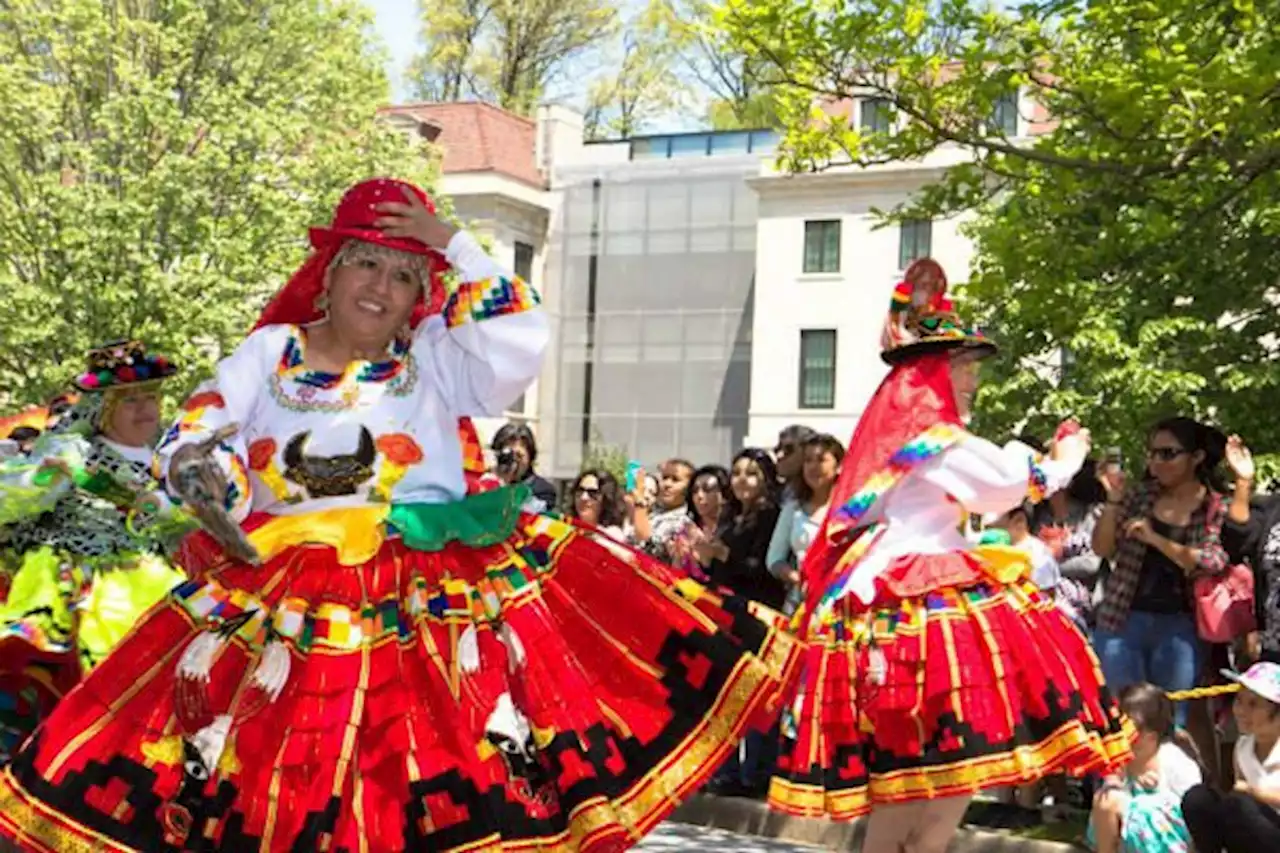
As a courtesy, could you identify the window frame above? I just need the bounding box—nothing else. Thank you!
[859,98,893,134]
[803,219,842,274]
[798,329,838,410]
[990,89,1020,137]
[898,219,933,270]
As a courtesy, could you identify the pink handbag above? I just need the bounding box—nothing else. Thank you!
[1194,563,1256,642]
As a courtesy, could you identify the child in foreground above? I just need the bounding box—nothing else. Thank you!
[1089,682,1202,853]
[1182,661,1280,852]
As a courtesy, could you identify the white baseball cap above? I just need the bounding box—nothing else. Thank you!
[1221,662,1280,705]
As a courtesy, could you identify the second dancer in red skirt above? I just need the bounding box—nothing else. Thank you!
[769,259,1133,852]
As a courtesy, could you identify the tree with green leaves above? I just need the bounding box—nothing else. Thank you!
[0,0,437,409]
[653,0,780,130]
[406,0,491,102]
[582,430,628,486]
[410,0,616,116]
[714,0,1280,459]
[582,5,687,139]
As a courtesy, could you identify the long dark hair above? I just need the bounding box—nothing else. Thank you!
[793,433,846,505]
[727,448,780,520]
[1119,682,1205,775]
[1066,458,1107,505]
[1148,416,1227,491]
[686,464,730,525]
[567,468,625,527]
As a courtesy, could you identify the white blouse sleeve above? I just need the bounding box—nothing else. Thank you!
[418,231,549,417]
[921,435,1079,517]
[154,326,280,521]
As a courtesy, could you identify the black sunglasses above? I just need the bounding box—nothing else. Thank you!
[576,486,601,498]
[1147,447,1189,462]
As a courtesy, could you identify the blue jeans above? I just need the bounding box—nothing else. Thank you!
[1093,610,1202,727]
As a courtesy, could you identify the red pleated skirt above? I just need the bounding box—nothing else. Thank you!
[0,512,798,852]
[769,548,1134,821]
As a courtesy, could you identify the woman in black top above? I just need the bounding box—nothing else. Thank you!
[699,448,786,611]
[701,448,785,799]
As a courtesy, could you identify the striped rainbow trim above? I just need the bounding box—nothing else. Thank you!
[812,423,964,617]
[444,276,540,328]
[813,523,888,619]
[1027,457,1050,504]
[889,281,913,311]
[827,422,965,537]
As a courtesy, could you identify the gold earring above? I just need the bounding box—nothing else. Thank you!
[314,291,330,316]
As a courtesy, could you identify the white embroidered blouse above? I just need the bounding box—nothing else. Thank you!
[833,435,1080,606]
[155,231,547,518]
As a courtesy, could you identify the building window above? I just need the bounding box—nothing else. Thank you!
[859,98,892,134]
[799,330,837,409]
[513,241,535,282]
[991,89,1019,136]
[898,219,932,269]
[803,220,841,274]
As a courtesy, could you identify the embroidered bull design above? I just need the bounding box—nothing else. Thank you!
[158,715,235,847]
[282,427,376,498]
[481,693,557,811]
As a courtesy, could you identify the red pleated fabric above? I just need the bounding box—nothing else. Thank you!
[0,514,799,853]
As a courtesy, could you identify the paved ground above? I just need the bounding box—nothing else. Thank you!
[638,823,820,852]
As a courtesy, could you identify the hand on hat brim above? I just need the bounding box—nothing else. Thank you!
[373,186,458,250]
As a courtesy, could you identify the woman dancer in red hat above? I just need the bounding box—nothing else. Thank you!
[0,179,798,853]
[768,259,1133,853]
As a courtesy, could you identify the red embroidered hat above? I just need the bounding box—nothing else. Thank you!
[308,178,441,257]
[880,258,996,365]
[255,178,450,331]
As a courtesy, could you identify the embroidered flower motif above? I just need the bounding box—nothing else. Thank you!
[372,433,424,501]
[247,437,292,502]
[248,438,277,471]
[183,391,226,412]
[377,433,424,467]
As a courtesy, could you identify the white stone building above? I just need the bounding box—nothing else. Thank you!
[381,92,1043,477]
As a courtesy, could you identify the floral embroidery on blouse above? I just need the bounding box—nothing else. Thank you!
[155,231,550,519]
[373,434,425,502]
[248,437,296,504]
[268,327,419,413]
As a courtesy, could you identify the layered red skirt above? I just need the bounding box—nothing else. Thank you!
[769,548,1133,821]
[0,509,797,852]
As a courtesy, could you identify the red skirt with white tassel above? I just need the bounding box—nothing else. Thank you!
[0,501,797,853]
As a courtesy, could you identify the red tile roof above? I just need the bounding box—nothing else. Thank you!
[382,102,545,188]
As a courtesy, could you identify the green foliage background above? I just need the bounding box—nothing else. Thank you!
[0,0,440,409]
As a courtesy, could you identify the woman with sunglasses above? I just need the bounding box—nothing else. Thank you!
[565,468,627,541]
[1093,417,1230,729]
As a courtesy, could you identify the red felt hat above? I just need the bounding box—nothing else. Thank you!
[255,178,450,332]
[880,257,995,364]
[308,178,440,256]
